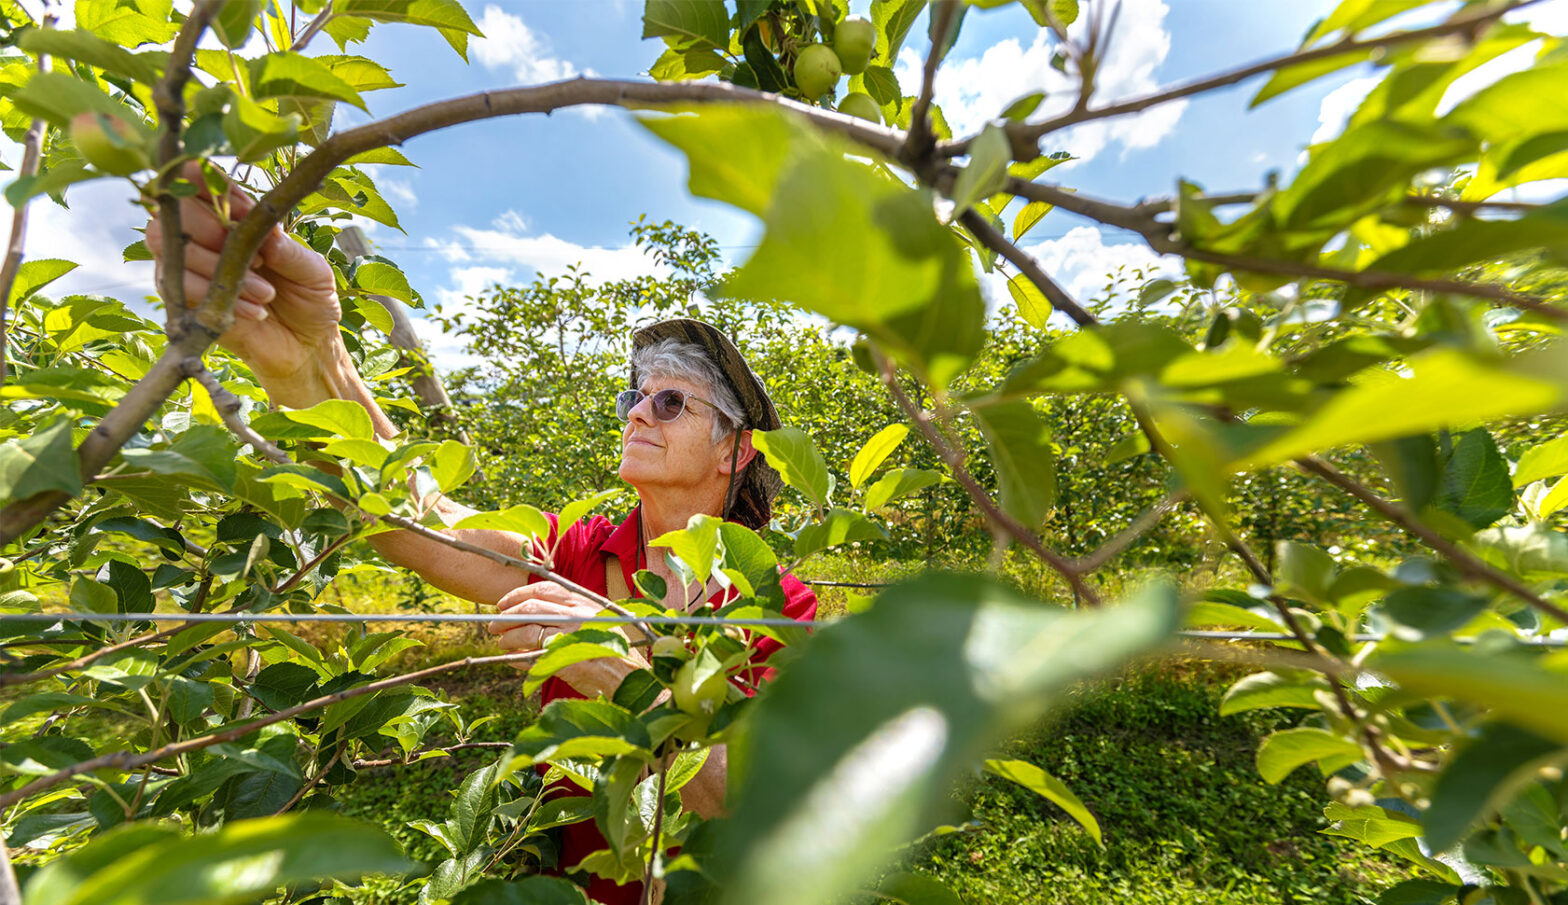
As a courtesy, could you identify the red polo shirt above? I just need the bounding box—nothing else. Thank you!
[527,507,818,904]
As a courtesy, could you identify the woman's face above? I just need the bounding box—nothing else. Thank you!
[617,375,732,493]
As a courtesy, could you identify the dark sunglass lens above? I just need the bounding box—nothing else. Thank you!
[652,389,687,421]
[615,390,641,422]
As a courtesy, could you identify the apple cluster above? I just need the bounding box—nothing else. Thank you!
[792,15,882,125]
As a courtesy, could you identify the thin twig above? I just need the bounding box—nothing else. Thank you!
[904,0,959,165]
[153,0,221,342]
[873,350,1101,606]
[941,0,1542,157]
[1298,455,1568,625]
[640,744,674,905]
[0,5,58,390]
[352,741,512,769]
[1071,492,1185,573]
[1000,178,1568,320]
[274,744,347,815]
[0,649,549,811]
[291,7,333,51]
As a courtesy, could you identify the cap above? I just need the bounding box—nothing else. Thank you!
[630,318,784,530]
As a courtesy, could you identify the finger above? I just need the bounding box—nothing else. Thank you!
[178,271,274,311]
[261,227,335,288]
[180,241,275,298]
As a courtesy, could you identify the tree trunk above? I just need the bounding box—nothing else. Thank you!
[335,226,471,444]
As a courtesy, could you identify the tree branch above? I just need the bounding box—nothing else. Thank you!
[958,208,1098,327]
[0,79,917,548]
[904,0,959,165]
[0,5,58,390]
[1297,455,1568,625]
[1001,178,1568,320]
[873,350,1101,606]
[0,648,548,811]
[152,0,221,342]
[291,7,333,51]
[943,0,1541,158]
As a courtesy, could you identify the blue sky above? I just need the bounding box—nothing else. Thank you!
[17,0,1567,366]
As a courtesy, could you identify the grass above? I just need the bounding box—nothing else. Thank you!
[900,662,1414,904]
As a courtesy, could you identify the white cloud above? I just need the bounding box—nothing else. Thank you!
[1307,76,1378,148]
[1010,225,1181,315]
[379,176,418,210]
[894,0,1185,161]
[472,5,581,84]
[409,212,672,369]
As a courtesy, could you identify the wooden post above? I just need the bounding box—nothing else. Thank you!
[335,226,471,445]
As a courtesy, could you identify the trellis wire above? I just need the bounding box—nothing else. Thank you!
[0,613,1562,646]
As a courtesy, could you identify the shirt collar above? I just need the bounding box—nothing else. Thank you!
[602,504,641,566]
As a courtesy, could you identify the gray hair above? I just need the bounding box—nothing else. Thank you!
[630,338,745,443]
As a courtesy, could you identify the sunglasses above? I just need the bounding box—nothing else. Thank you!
[616,388,720,424]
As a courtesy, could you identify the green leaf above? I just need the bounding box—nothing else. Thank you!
[556,488,624,537]
[647,106,982,388]
[452,505,551,541]
[1276,540,1337,604]
[862,65,901,108]
[717,575,1178,905]
[256,398,375,441]
[742,25,788,94]
[1238,347,1568,470]
[510,699,650,765]
[333,0,483,35]
[9,258,78,305]
[650,513,721,586]
[642,0,729,49]
[871,0,928,66]
[1005,273,1052,331]
[1434,429,1512,530]
[972,401,1056,528]
[1376,587,1488,641]
[849,424,908,489]
[1374,645,1568,745]
[450,878,590,905]
[1013,200,1052,240]
[753,427,831,509]
[23,813,415,905]
[1369,201,1568,279]
[431,439,475,493]
[793,508,886,559]
[638,107,802,217]
[1186,595,1285,633]
[72,0,180,45]
[1271,120,1475,230]
[1445,63,1568,149]
[0,417,81,503]
[16,28,160,83]
[222,92,301,163]
[1423,723,1560,853]
[11,71,141,129]
[1250,48,1371,107]
[983,758,1101,844]
[1255,727,1363,784]
[948,123,1009,217]
[211,0,260,48]
[1472,525,1568,578]
[121,425,239,491]
[351,263,412,309]
[1303,0,1428,45]
[863,467,943,509]
[1218,671,1330,716]
[1515,434,1568,488]
[871,871,965,905]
